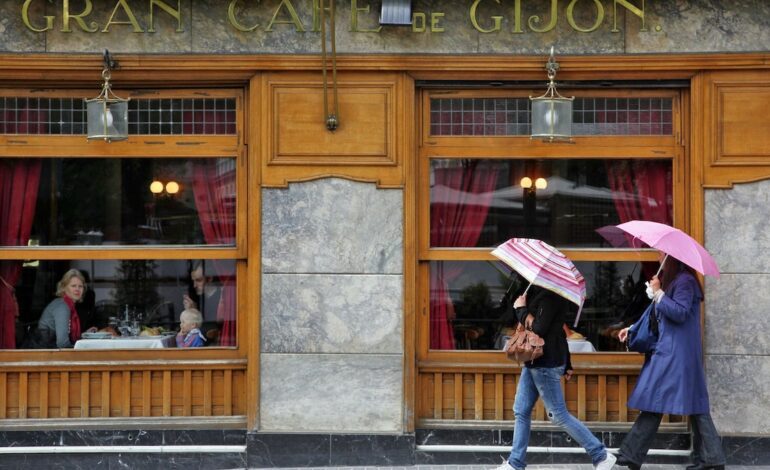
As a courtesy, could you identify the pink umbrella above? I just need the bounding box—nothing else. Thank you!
[491,238,587,326]
[615,220,720,278]
[595,224,645,248]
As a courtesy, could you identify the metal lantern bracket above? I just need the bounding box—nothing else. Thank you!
[530,46,575,143]
[103,49,119,71]
[86,49,130,142]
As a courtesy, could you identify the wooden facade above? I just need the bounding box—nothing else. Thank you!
[0,53,769,432]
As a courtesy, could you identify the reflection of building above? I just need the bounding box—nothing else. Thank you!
[0,1,769,467]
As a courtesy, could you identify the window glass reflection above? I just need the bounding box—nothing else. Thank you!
[0,158,235,247]
[3,259,236,350]
[429,260,655,352]
[430,158,672,248]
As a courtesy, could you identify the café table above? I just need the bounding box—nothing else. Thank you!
[74,335,177,349]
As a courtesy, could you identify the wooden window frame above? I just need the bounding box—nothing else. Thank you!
[0,87,248,362]
[416,87,687,367]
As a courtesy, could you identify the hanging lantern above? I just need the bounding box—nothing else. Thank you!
[531,47,573,142]
[86,50,129,142]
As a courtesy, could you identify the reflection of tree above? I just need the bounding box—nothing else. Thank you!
[111,260,160,313]
[60,159,115,238]
[455,282,492,320]
[593,262,622,312]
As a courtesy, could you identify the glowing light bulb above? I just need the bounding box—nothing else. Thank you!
[150,181,164,194]
[543,107,558,129]
[535,177,547,190]
[520,177,533,189]
[165,181,180,194]
[104,108,114,128]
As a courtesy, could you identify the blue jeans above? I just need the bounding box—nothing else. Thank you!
[507,366,607,469]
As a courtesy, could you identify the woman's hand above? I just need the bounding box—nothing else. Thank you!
[649,275,661,293]
[618,327,630,342]
[513,294,527,309]
[564,368,574,382]
[524,313,535,329]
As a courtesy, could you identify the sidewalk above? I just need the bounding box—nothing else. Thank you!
[249,466,769,469]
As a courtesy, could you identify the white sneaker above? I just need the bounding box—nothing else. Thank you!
[492,458,515,470]
[595,451,617,470]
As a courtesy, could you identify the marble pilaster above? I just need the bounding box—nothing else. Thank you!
[705,354,770,435]
[704,273,770,356]
[705,181,770,275]
[262,273,402,354]
[259,353,403,432]
[262,178,402,275]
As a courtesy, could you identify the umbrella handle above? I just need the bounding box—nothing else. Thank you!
[654,254,668,278]
[522,282,532,296]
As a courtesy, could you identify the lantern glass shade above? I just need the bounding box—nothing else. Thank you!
[86,98,128,142]
[531,97,573,141]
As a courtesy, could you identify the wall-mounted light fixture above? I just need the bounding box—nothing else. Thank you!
[530,47,573,143]
[380,0,412,25]
[320,0,340,131]
[86,49,129,142]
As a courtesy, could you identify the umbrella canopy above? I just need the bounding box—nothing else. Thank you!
[615,220,720,278]
[595,224,644,248]
[491,238,586,325]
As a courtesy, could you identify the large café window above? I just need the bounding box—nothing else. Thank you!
[0,91,242,351]
[421,91,680,355]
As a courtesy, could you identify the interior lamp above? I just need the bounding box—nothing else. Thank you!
[165,181,180,194]
[530,47,573,142]
[86,49,129,142]
[150,181,164,194]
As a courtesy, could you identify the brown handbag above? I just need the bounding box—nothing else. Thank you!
[503,323,545,364]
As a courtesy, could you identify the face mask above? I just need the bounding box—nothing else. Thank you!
[645,281,655,300]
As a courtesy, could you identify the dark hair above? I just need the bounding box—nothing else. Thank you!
[191,260,209,277]
[660,256,703,296]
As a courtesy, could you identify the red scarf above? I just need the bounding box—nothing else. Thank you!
[63,295,81,343]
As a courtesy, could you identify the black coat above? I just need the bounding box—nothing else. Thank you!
[515,287,572,369]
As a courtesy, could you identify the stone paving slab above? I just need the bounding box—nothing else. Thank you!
[249,465,770,469]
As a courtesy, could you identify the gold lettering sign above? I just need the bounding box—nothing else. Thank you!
[22,0,183,33]
[19,0,648,35]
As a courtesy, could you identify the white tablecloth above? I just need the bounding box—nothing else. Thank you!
[74,336,176,349]
[567,339,597,353]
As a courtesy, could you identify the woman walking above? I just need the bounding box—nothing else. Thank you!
[616,252,725,470]
[495,285,616,470]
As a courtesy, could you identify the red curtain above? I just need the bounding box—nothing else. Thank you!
[191,160,236,346]
[606,160,672,277]
[429,161,498,349]
[0,160,42,349]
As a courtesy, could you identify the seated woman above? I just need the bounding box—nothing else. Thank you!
[26,269,94,348]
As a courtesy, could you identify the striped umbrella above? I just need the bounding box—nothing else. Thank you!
[491,238,587,326]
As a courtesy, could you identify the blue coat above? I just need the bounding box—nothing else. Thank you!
[627,271,710,415]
